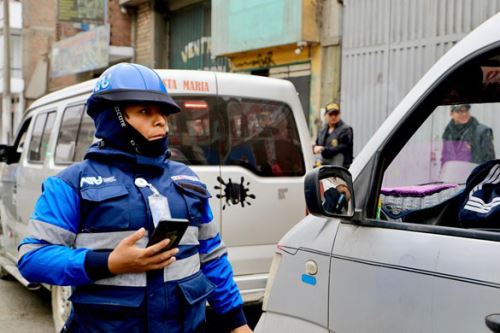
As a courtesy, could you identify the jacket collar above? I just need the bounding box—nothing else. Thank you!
[323,119,344,132]
[84,141,169,172]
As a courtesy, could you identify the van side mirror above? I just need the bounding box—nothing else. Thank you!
[0,144,19,164]
[304,166,355,218]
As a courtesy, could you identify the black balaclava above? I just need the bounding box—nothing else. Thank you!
[92,104,169,157]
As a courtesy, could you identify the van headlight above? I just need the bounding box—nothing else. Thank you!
[262,251,282,310]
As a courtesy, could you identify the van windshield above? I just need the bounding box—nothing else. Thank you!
[169,96,305,177]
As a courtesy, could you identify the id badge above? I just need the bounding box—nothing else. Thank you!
[148,194,171,227]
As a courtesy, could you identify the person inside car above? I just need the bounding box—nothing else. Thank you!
[441,104,495,166]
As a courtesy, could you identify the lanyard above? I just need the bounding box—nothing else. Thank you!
[135,177,171,227]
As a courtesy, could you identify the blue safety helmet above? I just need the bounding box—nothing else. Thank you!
[86,63,180,157]
[87,62,180,116]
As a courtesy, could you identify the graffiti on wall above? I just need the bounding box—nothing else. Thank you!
[232,51,276,70]
[177,36,228,72]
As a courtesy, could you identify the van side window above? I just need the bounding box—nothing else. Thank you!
[74,114,96,161]
[168,97,219,165]
[55,104,84,164]
[28,111,55,163]
[223,97,305,177]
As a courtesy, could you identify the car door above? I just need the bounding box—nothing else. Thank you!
[329,42,500,332]
[16,109,57,227]
[167,95,223,238]
[218,96,307,275]
[0,117,32,260]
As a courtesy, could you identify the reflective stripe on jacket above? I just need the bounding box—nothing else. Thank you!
[18,143,245,332]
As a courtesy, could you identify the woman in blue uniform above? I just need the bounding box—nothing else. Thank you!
[17,63,251,333]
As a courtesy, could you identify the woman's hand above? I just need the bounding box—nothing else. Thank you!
[231,324,253,333]
[108,228,179,274]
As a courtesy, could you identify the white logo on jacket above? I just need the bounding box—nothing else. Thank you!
[80,176,117,187]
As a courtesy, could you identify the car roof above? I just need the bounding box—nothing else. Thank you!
[28,70,297,112]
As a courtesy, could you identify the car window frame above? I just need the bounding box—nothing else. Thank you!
[219,95,306,177]
[54,102,86,165]
[27,109,57,165]
[344,42,500,242]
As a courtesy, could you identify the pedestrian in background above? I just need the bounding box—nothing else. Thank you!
[17,63,252,333]
[313,102,353,169]
[441,104,495,166]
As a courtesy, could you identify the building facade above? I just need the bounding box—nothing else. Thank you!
[23,0,133,104]
[1,0,23,143]
[121,0,343,138]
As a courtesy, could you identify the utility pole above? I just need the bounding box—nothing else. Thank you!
[1,0,11,144]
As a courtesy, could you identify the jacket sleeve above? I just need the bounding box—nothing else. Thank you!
[321,127,353,158]
[17,176,95,286]
[480,127,496,162]
[198,204,247,330]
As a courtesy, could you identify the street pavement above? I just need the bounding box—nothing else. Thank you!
[0,274,261,333]
[0,276,54,333]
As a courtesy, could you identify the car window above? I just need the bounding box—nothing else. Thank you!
[13,117,32,157]
[375,46,500,227]
[168,96,219,165]
[55,104,84,164]
[74,113,96,161]
[28,111,55,163]
[222,97,305,177]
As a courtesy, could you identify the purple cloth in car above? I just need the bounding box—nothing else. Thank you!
[441,140,472,165]
[381,184,457,197]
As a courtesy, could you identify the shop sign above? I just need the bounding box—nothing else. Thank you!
[50,25,110,77]
[58,0,106,24]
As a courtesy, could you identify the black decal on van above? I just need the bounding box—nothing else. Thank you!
[215,176,256,210]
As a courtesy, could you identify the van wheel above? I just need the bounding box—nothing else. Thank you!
[51,286,72,332]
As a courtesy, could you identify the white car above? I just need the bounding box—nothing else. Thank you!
[256,12,500,333]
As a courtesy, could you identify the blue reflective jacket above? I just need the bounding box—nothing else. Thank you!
[18,143,245,333]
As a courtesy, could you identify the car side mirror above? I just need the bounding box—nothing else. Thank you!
[0,144,18,164]
[304,166,355,218]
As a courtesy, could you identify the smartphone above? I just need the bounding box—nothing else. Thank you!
[147,218,189,251]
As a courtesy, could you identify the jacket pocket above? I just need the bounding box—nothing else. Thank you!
[80,185,131,231]
[177,271,216,332]
[172,180,212,224]
[68,287,145,333]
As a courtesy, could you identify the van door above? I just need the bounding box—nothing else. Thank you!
[167,96,222,240]
[16,110,57,225]
[0,117,32,260]
[329,44,500,332]
[218,97,307,275]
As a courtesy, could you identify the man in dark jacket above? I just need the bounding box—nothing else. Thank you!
[441,104,495,166]
[313,102,353,168]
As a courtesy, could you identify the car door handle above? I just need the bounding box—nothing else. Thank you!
[485,314,500,332]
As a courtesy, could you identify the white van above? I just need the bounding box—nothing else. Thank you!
[256,12,500,333]
[0,70,313,331]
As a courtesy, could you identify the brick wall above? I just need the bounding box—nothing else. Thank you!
[135,1,154,67]
[24,0,133,94]
[22,0,57,102]
[109,0,132,46]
